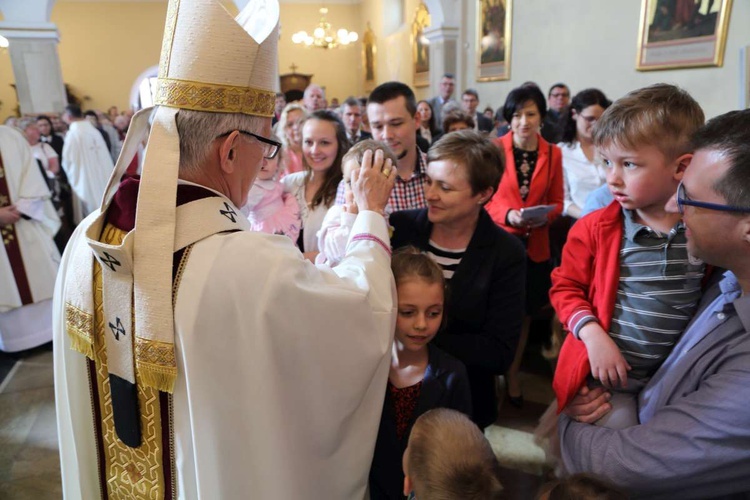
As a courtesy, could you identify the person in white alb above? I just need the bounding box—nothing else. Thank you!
[61,103,114,221]
[53,1,397,499]
[0,125,60,352]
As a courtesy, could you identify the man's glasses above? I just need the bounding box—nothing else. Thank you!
[217,130,281,160]
[676,181,750,215]
[550,92,569,99]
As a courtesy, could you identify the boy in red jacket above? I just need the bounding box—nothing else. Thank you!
[550,84,706,428]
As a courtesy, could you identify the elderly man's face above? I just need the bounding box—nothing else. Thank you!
[235,119,272,207]
[666,148,740,269]
[304,86,325,112]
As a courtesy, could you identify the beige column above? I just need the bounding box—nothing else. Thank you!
[423,25,460,91]
[0,0,67,115]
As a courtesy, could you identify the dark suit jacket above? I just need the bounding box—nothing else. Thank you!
[427,96,453,130]
[350,130,372,145]
[369,344,472,500]
[416,133,430,153]
[390,208,526,428]
[475,112,493,133]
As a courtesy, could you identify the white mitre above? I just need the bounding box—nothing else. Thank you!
[64,0,280,418]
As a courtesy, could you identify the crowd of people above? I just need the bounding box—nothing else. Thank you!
[3,10,750,496]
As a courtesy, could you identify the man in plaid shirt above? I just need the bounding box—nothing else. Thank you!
[335,82,427,214]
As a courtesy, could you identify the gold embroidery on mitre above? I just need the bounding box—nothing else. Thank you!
[92,225,167,499]
[159,0,180,79]
[65,302,95,359]
[154,77,275,117]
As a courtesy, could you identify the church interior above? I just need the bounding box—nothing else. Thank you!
[1,0,749,498]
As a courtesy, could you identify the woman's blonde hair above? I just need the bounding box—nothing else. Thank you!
[276,103,308,148]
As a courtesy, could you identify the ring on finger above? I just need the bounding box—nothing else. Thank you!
[382,168,391,177]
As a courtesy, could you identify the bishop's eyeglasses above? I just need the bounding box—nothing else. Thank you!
[676,181,750,215]
[217,130,281,160]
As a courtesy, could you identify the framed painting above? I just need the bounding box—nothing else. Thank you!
[477,0,512,82]
[636,0,733,71]
[363,23,377,92]
[412,2,431,88]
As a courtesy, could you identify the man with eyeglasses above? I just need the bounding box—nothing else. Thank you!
[542,83,570,144]
[53,1,398,498]
[560,109,750,498]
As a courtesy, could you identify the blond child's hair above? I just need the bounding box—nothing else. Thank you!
[341,139,399,178]
[593,83,704,161]
[405,408,503,500]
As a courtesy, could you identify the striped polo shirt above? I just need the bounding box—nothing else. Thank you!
[609,210,705,379]
[426,240,465,280]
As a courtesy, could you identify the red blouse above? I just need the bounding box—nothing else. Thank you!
[388,381,423,441]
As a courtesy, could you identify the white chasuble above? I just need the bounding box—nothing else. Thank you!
[61,120,114,221]
[54,208,395,499]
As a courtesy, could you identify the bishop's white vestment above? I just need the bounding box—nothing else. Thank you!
[0,125,61,352]
[53,179,395,499]
[61,120,114,221]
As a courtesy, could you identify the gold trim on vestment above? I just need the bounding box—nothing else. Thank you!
[92,225,167,498]
[65,303,95,360]
[135,337,177,393]
[154,77,275,117]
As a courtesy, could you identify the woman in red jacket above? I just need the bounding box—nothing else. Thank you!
[485,85,564,405]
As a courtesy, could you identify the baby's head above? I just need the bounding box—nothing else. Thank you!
[256,133,284,181]
[594,84,704,210]
[403,408,503,499]
[391,247,446,351]
[537,473,628,500]
[341,139,399,193]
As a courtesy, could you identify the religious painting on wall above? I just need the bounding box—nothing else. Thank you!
[363,23,377,92]
[412,2,431,88]
[477,0,512,81]
[636,0,733,71]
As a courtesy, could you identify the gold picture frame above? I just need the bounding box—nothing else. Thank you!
[363,23,377,92]
[412,2,431,88]
[477,0,512,82]
[636,0,733,71]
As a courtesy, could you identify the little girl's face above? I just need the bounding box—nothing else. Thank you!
[256,156,279,181]
[395,278,444,352]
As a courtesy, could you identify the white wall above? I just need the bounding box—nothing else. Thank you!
[462,0,750,119]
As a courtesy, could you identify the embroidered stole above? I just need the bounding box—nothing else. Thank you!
[0,151,33,305]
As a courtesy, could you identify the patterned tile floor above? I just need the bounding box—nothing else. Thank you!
[0,328,557,499]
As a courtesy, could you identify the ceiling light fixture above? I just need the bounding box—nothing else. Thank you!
[291,7,358,49]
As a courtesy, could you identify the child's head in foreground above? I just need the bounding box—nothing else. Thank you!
[537,473,629,500]
[341,139,399,198]
[403,408,503,499]
[593,84,704,213]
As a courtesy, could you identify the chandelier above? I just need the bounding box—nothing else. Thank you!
[291,7,358,49]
